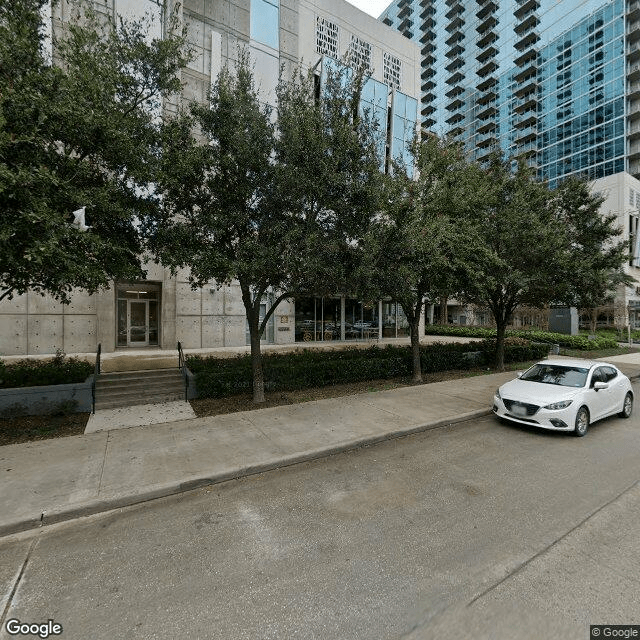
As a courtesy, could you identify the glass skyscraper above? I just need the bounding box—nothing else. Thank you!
[380,0,633,188]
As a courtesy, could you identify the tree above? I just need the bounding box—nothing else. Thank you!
[461,155,565,371]
[357,135,483,382]
[152,54,385,403]
[0,0,190,302]
[551,176,634,333]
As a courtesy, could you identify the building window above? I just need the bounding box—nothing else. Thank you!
[251,0,279,50]
[383,52,401,90]
[348,35,372,74]
[316,16,339,59]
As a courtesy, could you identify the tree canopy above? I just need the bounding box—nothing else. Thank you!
[0,0,190,302]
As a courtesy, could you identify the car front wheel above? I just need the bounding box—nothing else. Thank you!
[619,392,633,419]
[574,406,589,437]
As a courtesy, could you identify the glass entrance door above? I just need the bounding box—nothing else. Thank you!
[128,300,149,346]
[116,284,160,348]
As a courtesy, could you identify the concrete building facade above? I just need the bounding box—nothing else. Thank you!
[0,0,420,356]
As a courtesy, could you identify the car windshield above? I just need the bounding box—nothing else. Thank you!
[520,364,589,387]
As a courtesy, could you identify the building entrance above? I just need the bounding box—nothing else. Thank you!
[117,284,160,348]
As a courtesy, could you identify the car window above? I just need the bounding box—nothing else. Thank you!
[602,366,618,382]
[520,364,589,387]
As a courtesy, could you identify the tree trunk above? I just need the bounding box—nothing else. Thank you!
[410,319,422,383]
[495,320,506,372]
[440,297,448,325]
[590,307,598,334]
[248,309,265,403]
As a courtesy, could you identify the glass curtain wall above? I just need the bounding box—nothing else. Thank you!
[295,297,410,341]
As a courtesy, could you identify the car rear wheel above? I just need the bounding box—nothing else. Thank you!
[619,392,633,419]
[574,406,589,437]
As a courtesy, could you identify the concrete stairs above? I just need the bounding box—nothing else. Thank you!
[94,369,186,410]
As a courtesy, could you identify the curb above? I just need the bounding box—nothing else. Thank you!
[0,408,491,539]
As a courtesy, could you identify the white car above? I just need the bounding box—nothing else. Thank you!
[492,359,633,437]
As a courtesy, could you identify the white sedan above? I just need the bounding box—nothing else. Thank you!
[492,359,633,437]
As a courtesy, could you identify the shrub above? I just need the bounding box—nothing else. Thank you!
[424,325,618,350]
[0,352,93,388]
[187,341,547,399]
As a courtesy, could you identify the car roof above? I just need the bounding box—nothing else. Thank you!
[535,358,617,370]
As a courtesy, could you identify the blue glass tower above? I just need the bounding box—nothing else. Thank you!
[380,0,632,188]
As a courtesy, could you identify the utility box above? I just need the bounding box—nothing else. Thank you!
[548,307,579,335]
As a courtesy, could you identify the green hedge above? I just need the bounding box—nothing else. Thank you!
[187,341,549,399]
[424,325,619,350]
[0,353,93,389]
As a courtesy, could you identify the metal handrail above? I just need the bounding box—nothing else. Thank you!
[178,341,189,401]
[92,343,101,414]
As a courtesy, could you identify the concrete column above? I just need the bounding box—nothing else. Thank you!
[340,297,346,341]
[95,286,116,353]
[378,300,383,340]
[428,304,434,325]
[418,299,426,339]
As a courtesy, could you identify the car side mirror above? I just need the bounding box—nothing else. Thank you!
[593,381,608,391]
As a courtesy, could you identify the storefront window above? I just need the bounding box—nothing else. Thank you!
[116,285,160,347]
[295,297,342,342]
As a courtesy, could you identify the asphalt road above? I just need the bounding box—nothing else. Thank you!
[1,405,640,640]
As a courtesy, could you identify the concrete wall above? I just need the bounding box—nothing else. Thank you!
[0,376,94,416]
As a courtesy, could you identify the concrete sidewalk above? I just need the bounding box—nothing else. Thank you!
[0,370,519,538]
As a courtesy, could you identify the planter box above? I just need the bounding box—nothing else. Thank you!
[0,376,94,417]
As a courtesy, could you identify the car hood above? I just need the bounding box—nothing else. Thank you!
[499,379,582,404]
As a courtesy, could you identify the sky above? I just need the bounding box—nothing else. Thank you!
[345,0,391,18]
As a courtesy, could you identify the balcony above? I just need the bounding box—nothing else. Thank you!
[446,43,465,58]
[446,14,465,31]
[477,119,496,134]
[514,94,538,113]
[423,78,436,92]
[628,101,640,119]
[515,140,538,155]
[422,41,436,56]
[514,47,537,67]
[513,62,537,83]
[419,4,436,20]
[514,79,538,98]
[476,102,497,119]
[476,1,498,21]
[477,59,498,77]
[477,75,497,92]
[476,131,497,147]
[477,45,498,63]
[627,20,640,42]
[476,145,499,162]
[629,0,640,21]
[514,31,539,50]
[445,111,465,125]
[424,90,436,103]
[398,3,411,20]
[446,31,464,47]
[446,97,465,111]
[422,53,436,67]
[514,126,536,144]
[423,117,437,128]
[476,15,499,35]
[628,61,640,80]
[399,16,414,32]
[476,88,497,104]
[514,13,539,35]
[513,111,538,128]
[445,4,463,21]
[629,141,640,159]
[449,124,465,137]
[477,30,498,49]
[421,104,436,116]
[446,70,465,84]
[628,40,640,62]
[445,56,464,73]
[421,16,436,31]
[514,0,539,20]
[630,80,640,100]
[382,16,393,26]
[445,84,465,98]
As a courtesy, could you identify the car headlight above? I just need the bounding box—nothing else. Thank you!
[544,400,573,410]
[495,388,501,400]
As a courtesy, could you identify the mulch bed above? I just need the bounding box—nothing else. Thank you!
[0,412,90,447]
